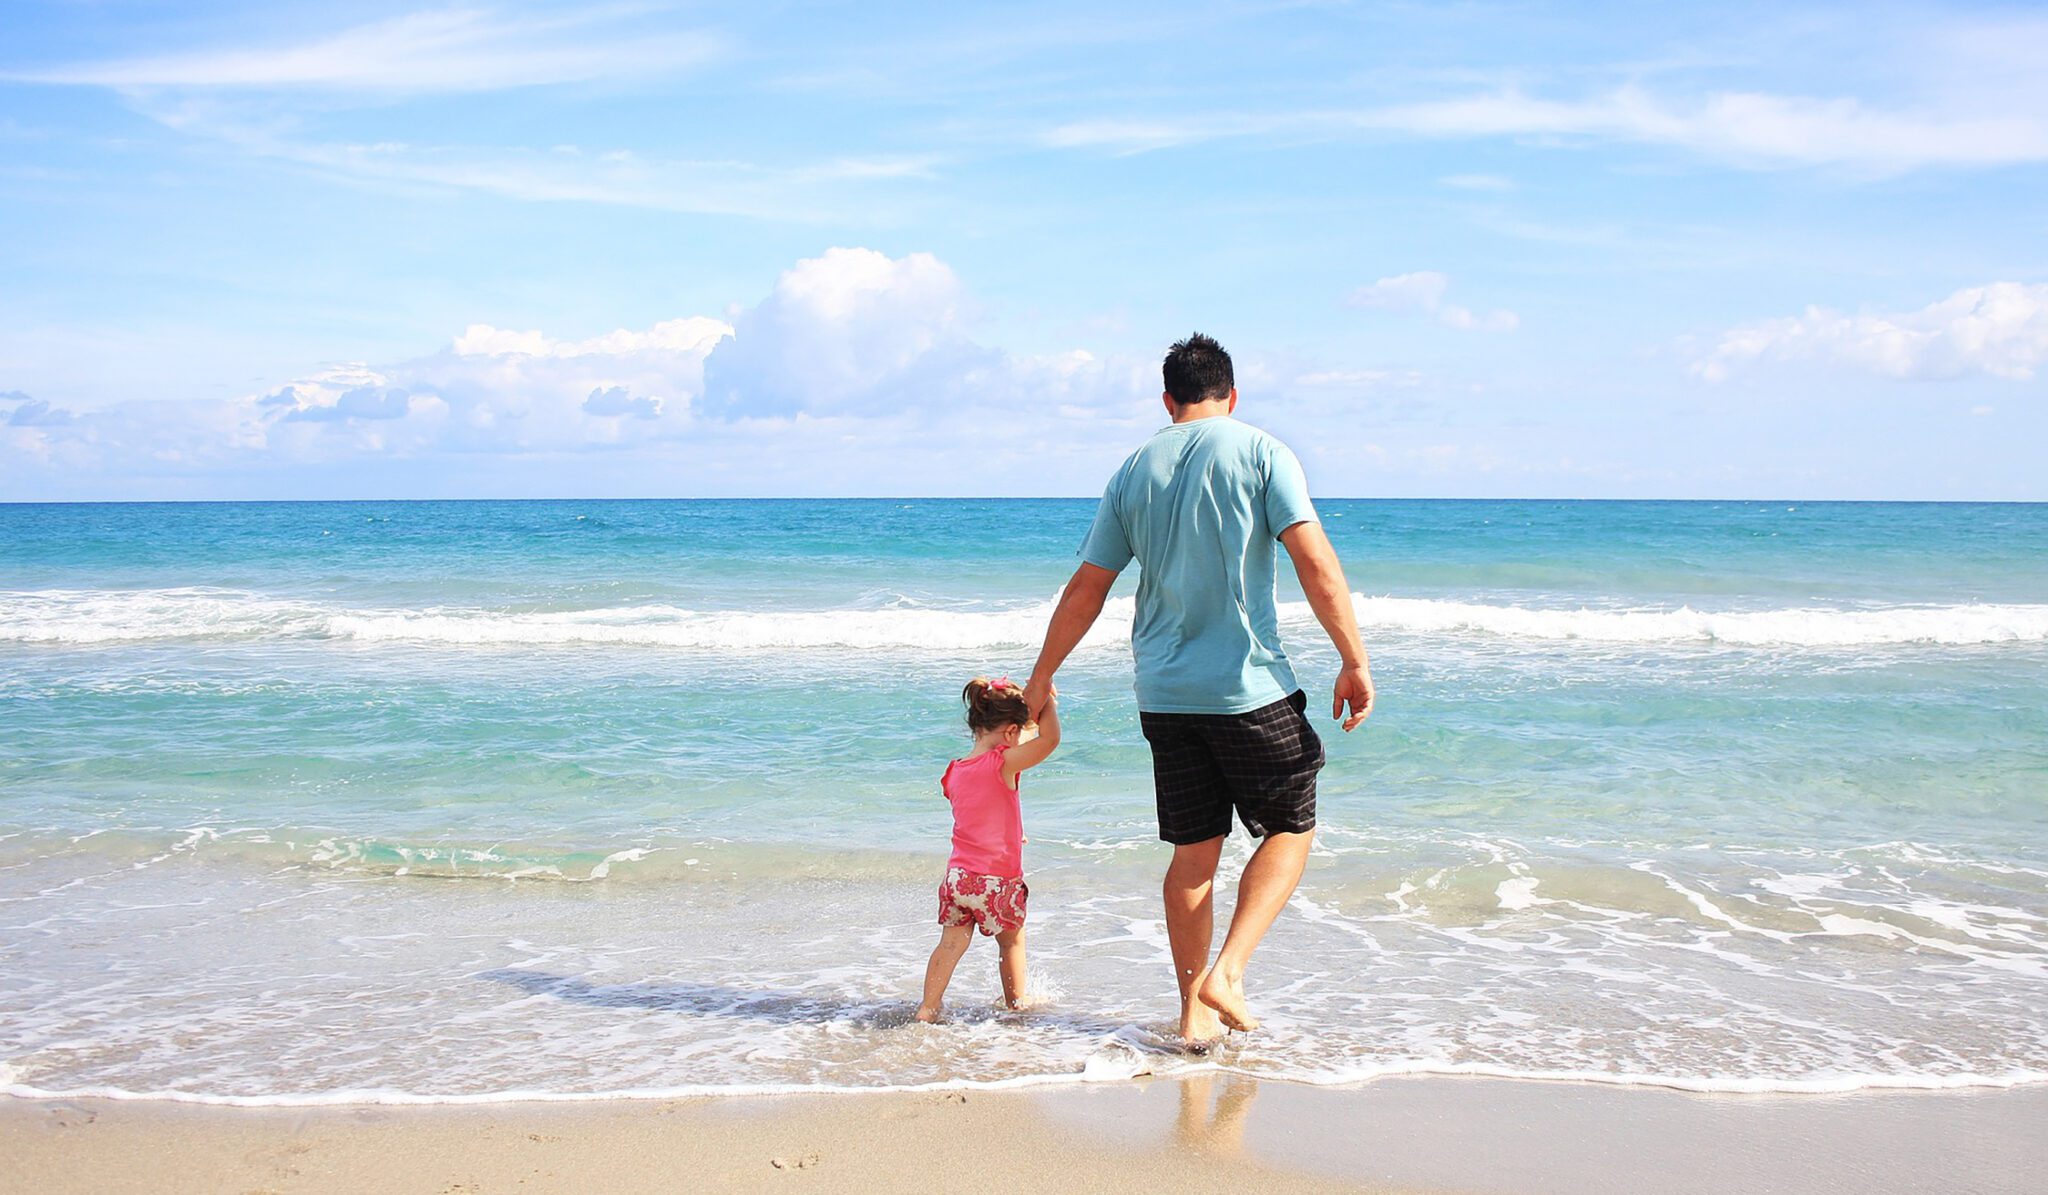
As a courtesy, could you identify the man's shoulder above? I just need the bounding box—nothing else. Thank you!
[1112,419,1294,483]
[1227,417,1292,450]
[1113,425,1185,475]
[1104,440,1151,488]
[1201,418,1297,468]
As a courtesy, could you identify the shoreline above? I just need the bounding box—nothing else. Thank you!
[8,1062,2046,1106]
[6,1073,2042,1194]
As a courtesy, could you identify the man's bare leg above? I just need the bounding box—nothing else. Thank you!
[1164,836,1225,1045]
[1174,1073,1214,1148]
[1197,829,1314,1032]
[1208,1075,1258,1154]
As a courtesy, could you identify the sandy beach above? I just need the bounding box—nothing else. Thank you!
[6,1074,2042,1194]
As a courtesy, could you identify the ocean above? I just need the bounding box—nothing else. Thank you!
[2,498,2045,1104]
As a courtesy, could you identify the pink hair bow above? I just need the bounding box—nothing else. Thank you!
[986,676,1013,691]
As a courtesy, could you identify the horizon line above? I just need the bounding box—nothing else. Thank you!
[3,496,2044,507]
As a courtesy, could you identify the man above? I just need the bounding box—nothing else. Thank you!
[1022,333,1373,1046]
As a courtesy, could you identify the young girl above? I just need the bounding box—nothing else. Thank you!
[915,676,1060,1022]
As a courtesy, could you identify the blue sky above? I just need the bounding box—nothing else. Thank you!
[2,1,2043,500]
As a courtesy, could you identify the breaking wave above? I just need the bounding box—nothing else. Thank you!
[4,588,2047,650]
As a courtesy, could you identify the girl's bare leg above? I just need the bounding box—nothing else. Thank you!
[917,924,974,1022]
[995,926,1028,1009]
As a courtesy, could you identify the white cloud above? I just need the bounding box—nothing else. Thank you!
[453,317,731,359]
[224,320,729,461]
[1042,116,1274,154]
[1349,271,1518,333]
[1,389,75,427]
[1696,282,2048,382]
[699,247,994,416]
[9,11,929,222]
[1,249,1172,496]
[252,365,408,419]
[1356,87,2048,172]
[1293,369,1424,390]
[1352,271,1451,311]
[8,8,721,93]
[1041,113,1277,154]
[399,321,721,449]
[277,385,415,423]
[1043,83,2048,174]
[582,386,662,420]
[130,109,933,221]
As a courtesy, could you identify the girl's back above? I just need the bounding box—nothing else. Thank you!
[942,747,1023,879]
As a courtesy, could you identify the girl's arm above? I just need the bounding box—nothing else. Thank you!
[1001,690,1061,785]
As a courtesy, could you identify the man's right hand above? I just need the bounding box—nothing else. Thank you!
[1333,663,1374,731]
[1022,563,1116,725]
[1023,675,1055,722]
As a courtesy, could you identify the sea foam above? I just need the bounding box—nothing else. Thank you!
[5,588,2047,650]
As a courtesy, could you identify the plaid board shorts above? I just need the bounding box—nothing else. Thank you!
[937,867,1028,936]
[1140,690,1324,845]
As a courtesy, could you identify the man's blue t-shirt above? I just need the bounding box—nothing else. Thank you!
[1077,416,1319,715]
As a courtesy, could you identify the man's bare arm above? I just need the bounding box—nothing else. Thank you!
[1279,521,1374,731]
[1022,563,1118,720]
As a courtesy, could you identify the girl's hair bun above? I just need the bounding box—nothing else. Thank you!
[963,675,1030,733]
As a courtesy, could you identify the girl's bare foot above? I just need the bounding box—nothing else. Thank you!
[914,1004,940,1023]
[1197,969,1260,1033]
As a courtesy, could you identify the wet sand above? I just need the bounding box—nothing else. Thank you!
[3,1074,2041,1194]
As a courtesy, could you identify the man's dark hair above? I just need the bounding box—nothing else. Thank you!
[1162,333,1234,406]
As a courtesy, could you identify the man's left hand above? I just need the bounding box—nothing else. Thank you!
[1333,663,1374,731]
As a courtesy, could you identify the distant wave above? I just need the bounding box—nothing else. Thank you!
[0,589,326,645]
[4,588,2047,650]
[329,604,1091,651]
[1347,596,2048,647]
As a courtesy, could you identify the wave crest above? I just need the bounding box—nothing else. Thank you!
[4,588,2045,650]
[1350,596,2048,647]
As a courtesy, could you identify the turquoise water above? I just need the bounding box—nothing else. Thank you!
[2,499,2046,1101]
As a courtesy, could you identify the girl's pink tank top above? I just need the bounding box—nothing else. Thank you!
[941,746,1023,879]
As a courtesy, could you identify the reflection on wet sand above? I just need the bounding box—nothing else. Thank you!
[1175,1073,1259,1156]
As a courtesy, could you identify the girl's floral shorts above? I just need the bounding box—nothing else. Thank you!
[937,867,1028,936]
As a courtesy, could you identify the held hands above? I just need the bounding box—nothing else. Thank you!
[1020,683,1056,745]
[1022,676,1057,722]
[1333,662,1374,732]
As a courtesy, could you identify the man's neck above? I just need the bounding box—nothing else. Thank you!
[1169,403,1232,425]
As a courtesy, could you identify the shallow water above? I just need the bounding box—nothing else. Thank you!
[2,499,2045,1102]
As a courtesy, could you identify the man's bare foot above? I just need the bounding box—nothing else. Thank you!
[914,1004,940,1023]
[1179,998,1223,1051]
[1197,969,1260,1033]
